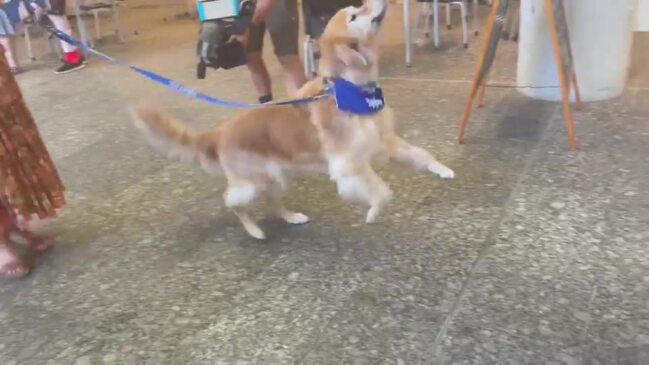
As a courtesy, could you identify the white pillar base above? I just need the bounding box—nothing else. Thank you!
[517,0,637,102]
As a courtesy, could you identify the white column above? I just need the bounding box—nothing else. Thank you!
[636,0,649,31]
[517,0,637,102]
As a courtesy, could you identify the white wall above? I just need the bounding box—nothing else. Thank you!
[637,0,649,31]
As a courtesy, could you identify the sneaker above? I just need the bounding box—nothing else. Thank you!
[55,59,86,74]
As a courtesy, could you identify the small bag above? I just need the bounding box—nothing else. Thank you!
[195,0,255,79]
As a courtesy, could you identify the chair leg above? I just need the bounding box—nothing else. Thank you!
[303,38,310,77]
[433,2,440,47]
[73,4,92,47]
[111,0,124,42]
[93,11,101,40]
[303,38,313,78]
[459,3,468,48]
[24,25,35,61]
[414,3,421,43]
[423,3,431,39]
[53,36,62,58]
[44,34,52,53]
[445,4,452,29]
[472,0,479,35]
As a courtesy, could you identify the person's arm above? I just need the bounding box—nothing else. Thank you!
[229,0,274,43]
[250,0,275,25]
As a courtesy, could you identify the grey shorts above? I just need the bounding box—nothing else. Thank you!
[247,0,299,56]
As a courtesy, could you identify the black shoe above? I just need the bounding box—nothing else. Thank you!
[55,59,86,74]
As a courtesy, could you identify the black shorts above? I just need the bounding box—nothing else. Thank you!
[247,0,299,57]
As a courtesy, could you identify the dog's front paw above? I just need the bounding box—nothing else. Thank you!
[366,207,380,224]
[428,162,455,179]
[243,224,266,240]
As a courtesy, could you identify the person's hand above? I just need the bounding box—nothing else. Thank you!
[228,28,249,45]
[29,2,45,21]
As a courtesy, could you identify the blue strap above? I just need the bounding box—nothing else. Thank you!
[40,24,328,108]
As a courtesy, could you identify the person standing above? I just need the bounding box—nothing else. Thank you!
[0,0,85,74]
[233,0,307,103]
[0,44,66,278]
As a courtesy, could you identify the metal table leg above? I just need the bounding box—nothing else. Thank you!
[72,0,91,47]
[404,0,411,66]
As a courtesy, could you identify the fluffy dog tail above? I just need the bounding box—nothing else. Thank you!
[130,106,220,163]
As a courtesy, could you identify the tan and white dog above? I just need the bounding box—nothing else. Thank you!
[131,0,454,240]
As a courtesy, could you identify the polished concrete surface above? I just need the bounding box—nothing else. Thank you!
[1,2,648,364]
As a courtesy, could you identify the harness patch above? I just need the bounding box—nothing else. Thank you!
[329,78,386,115]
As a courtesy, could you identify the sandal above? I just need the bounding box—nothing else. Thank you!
[9,67,23,75]
[0,260,30,278]
[7,229,52,252]
[0,243,30,278]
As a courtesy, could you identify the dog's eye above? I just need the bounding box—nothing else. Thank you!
[349,14,357,22]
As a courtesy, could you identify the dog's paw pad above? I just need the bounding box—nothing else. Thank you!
[284,212,310,225]
[428,163,455,179]
[366,208,379,224]
[245,225,266,240]
[438,168,455,179]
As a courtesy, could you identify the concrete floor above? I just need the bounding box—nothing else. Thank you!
[1,2,648,364]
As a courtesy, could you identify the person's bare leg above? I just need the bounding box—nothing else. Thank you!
[245,51,272,100]
[277,54,307,97]
[48,15,85,73]
[0,36,20,70]
[47,14,77,54]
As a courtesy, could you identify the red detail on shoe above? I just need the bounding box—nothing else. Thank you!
[64,50,82,64]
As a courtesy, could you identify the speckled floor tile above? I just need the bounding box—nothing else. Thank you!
[0,2,647,364]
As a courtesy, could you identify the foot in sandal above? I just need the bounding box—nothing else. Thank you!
[0,242,30,278]
[8,229,52,252]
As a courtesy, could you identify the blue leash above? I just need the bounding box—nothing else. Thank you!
[40,24,329,108]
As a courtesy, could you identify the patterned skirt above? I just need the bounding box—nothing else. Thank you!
[0,52,65,226]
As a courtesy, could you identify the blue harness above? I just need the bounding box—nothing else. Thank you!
[327,78,386,115]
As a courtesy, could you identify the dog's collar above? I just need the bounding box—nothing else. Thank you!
[323,77,385,115]
[322,77,380,91]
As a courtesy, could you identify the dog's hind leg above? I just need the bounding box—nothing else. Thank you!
[267,184,310,225]
[224,181,266,240]
[362,167,393,224]
[233,207,266,240]
[330,160,392,224]
[387,136,455,179]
